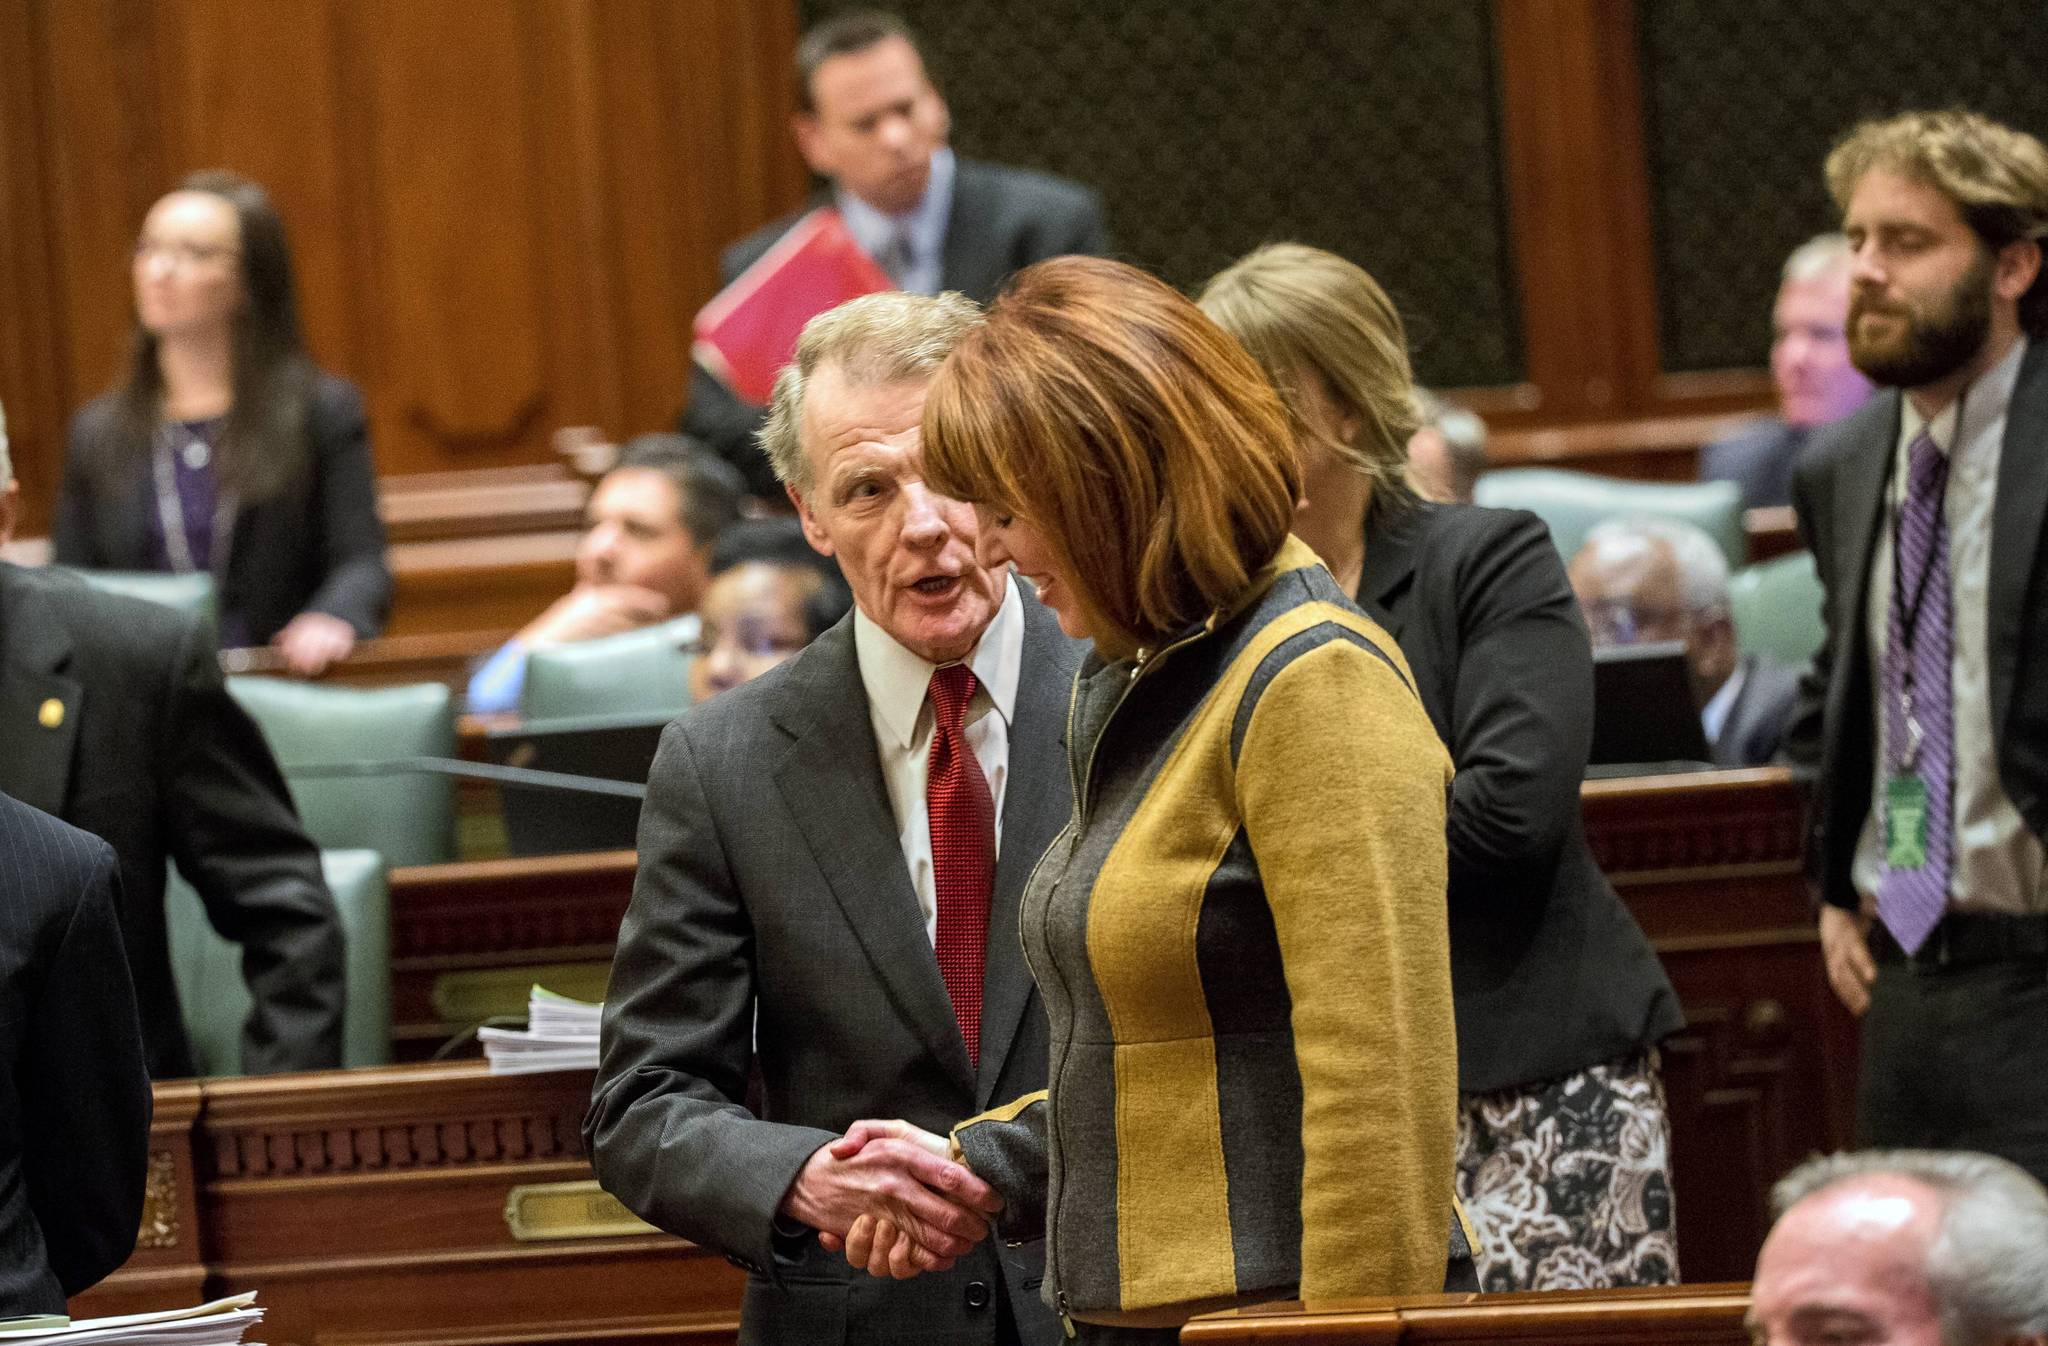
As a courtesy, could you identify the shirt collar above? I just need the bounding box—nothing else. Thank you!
[835,146,956,279]
[1898,333,2028,457]
[853,569,1021,751]
[1700,657,1748,744]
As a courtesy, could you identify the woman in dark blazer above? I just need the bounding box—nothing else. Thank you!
[55,170,389,673]
[1202,244,1684,1291]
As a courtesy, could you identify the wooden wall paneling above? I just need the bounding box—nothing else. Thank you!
[1487,0,1773,445]
[34,0,177,443]
[347,1,556,469]
[588,0,809,438]
[0,2,64,535]
[169,0,362,382]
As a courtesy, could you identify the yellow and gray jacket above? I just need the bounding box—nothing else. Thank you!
[955,537,1464,1326]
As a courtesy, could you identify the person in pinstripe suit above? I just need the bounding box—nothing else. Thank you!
[0,789,152,1312]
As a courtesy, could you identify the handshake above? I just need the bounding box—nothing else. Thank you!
[780,1118,1000,1279]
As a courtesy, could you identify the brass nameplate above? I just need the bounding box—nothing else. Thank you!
[505,1180,658,1242]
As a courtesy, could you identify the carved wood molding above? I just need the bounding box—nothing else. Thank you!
[1583,769,1805,877]
[137,1150,180,1249]
[389,852,636,961]
[201,1064,593,1182]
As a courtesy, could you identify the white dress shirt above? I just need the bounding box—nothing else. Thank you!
[1852,336,2047,916]
[854,574,1023,945]
[1700,658,1747,749]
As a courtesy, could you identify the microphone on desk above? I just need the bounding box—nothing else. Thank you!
[284,756,647,800]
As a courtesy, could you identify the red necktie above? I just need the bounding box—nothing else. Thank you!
[927,664,994,1067]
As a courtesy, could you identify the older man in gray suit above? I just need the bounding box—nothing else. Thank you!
[589,290,1079,1346]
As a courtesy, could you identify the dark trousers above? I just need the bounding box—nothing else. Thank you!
[1858,948,2048,1187]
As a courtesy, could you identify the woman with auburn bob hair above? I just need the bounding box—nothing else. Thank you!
[830,256,1474,1341]
[1200,243,1683,1290]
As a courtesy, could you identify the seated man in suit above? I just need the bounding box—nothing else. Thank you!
[1749,1150,2048,1346]
[679,9,1111,499]
[0,791,152,1312]
[1699,234,1873,509]
[467,434,747,713]
[589,291,1083,1345]
[0,405,344,1079]
[1570,517,1800,767]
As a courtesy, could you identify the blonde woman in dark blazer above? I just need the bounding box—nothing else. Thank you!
[1201,243,1683,1289]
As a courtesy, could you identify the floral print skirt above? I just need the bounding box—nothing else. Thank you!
[1453,1048,1679,1290]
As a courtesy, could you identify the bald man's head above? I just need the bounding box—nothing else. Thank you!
[1750,1151,2048,1346]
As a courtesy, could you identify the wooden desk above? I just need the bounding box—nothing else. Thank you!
[74,1063,744,1346]
[350,769,1848,1288]
[1183,1284,1750,1345]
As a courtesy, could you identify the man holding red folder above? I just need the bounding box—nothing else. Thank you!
[681,10,1109,499]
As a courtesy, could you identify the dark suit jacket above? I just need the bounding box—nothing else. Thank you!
[587,590,1081,1346]
[1356,498,1683,1094]
[681,157,1111,497]
[1699,417,1808,511]
[54,371,393,646]
[0,563,345,1079]
[0,792,151,1312]
[1788,339,2048,909]
[1711,654,1802,769]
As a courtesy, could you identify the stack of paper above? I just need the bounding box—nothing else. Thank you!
[0,1294,263,1346]
[480,986,602,1075]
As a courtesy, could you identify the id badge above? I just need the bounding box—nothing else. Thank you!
[1885,774,1929,869]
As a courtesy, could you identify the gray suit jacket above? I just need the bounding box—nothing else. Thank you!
[0,563,344,1078]
[586,589,1081,1346]
[1699,417,1807,512]
[681,157,1110,497]
[1711,654,1802,769]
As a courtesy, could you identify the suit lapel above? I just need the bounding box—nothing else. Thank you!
[937,160,1006,302]
[770,620,977,1095]
[976,595,1073,1106]
[1357,497,1423,643]
[1989,341,2048,741]
[1827,395,1899,731]
[0,567,82,815]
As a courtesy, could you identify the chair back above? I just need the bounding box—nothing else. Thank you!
[1728,550,1827,665]
[1474,469,1746,568]
[65,568,217,628]
[229,677,459,867]
[519,615,698,722]
[167,848,392,1075]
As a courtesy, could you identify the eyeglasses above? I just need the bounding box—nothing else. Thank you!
[133,239,240,269]
[1580,598,1694,648]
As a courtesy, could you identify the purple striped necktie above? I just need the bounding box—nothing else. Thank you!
[1876,428,1953,953]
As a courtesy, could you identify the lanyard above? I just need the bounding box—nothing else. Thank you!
[151,422,238,580]
[1887,384,1963,765]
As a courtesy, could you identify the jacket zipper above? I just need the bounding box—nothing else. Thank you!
[1039,634,1203,1320]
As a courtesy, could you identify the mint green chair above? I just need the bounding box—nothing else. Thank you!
[66,568,217,629]
[167,848,392,1075]
[1729,550,1827,666]
[519,615,699,722]
[228,677,458,867]
[1473,469,1747,568]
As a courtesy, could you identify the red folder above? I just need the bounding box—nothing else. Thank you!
[692,208,894,405]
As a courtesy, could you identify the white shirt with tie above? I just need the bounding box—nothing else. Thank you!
[853,573,1022,945]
